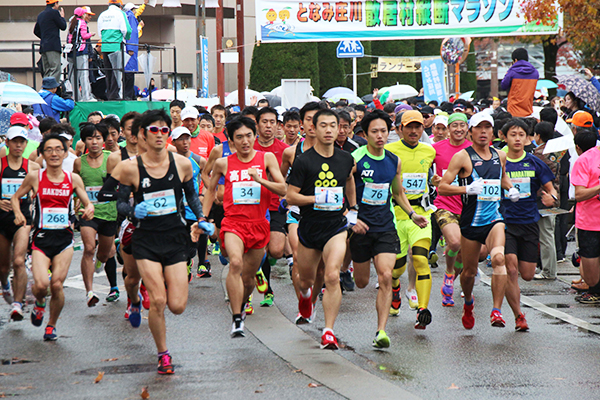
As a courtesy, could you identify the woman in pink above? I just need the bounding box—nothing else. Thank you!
[67,7,95,101]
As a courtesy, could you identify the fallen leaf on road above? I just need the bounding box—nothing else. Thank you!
[448,383,459,390]
[72,382,80,385]
[0,373,16,376]
[308,383,321,388]
[14,386,34,390]
[101,358,119,362]
[293,369,302,373]
[94,371,105,383]
[142,317,148,320]
[255,390,263,393]
[140,386,150,399]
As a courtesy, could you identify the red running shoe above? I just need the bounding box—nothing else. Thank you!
[320,330,339,350]
[462,303,475,330]
[515,313,529,332]
[298,288,313,319]
[490,309,506,328]
[157,353,174,374]
[140,284,150,310]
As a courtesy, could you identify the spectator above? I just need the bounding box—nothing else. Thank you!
[501,48,539,117]
[34,0,66,82]
[123,1,147,100]
[67,7,96,101]
[32,77,75,122]
[97,0,132,100]
[563,92,588,121]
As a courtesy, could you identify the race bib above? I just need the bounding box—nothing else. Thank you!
[143,189,177,216]
[478,179,501,202]
[403,173,427,195]
[85,185,102,204]
[314,187,343,211]
[42,207,69,229]
[1,178,24,199]
[232,181,261,205]
[362,182,389,206]
[441,169,459,186]
[504,178,531,199]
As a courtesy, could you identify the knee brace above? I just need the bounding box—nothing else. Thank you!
[490,246,506,275]
[411,246,430,276]
[392,256,407,280]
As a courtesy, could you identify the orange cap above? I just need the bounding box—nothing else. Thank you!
[108,0,123,4]
[46,0,61,4]
[400,110,424,126]
[566,110,593,128]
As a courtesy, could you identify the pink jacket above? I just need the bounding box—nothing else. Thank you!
[67,18,93,53]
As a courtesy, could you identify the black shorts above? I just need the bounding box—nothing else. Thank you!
[349,230,400,263]
[461,221,504,245]
[298,216,348,251]
[79,217,118,237]
[208,203,225,229]
[578,229,600,259]
[505,222,539,263]
[31,229,73,260]
[269,209,287,234]
[0,213,31,241]
[132,226,189,266]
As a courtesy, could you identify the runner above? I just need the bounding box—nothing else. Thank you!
[200,116,286,338]
[113,109,210,374]
[12,133,94,340]
[282,111,302,146]
[501,118,557,331]
[101,115,122,152]
[287,109,357,349]
[438,112,518,329]
[211,104,228,143]
[169,99,185,130]
[384,110,436,329]
[430,112,472,307]
[0,127,40,320]
[73,123,119,305]
[350,110,428,347]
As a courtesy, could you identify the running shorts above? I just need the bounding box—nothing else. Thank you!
[31,229,73,260]
[118,219,135,255]
[349,230,400,263]
[269,210,287,234]
[132,227,189,266]
[298,216,348,252]
[396,215,432,258]
[578,229,600,259]
[505,222,539,263]
[0,213,30,241]
[461,220,504,245]
[220,217,270,253]
[208,203,225,229]
[79,217,118,237]
[433,208,460,230]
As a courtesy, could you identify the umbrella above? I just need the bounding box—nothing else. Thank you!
[557,75,600,112]
[0,82,45,105]
[0,71,16,83]
[224,89,265,106]
[379,84,418,103]
[138,52,156,90]
[361,94,374,103]
[263,93,282,107]
[537,79,558,90]
[0,106,15,135]
[326,93,364,104]
[323,86,354,99]
[177,88,199,101]
[459,90,474,100]
[150,89,176,101]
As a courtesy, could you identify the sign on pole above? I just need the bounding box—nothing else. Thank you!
[421,58,447,104]
[201,36,209,97]
[336,40,364,59]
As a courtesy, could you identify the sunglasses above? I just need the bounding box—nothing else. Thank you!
[147,125,170,135]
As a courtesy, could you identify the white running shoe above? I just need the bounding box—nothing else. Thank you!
[405,289,418,310]
[10,302,23,321]
[230,319,245,338]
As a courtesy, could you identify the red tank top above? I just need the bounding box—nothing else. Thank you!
[34,169,74,230]
[223,151,270,221]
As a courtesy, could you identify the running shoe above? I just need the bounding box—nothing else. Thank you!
[244,295,254,315]
[2,282,13,304]
[441,273,455,307]
[415,308,432,330]
[576,292,600,304]
[260,293,274,307]
[197,264,211,279]
[231,319,245,338]
[140,285,150,310]
[87,291,99,307]
[31,302,45,327]
[462,302,475,330]
[129,303,142,328]
[428,250,438,265]
[298,288,313,319]
[439,237,446,248]
[572,252,580,267]
[43,325,57,341]
[211,241,221,255]
[106,288,120,302]
[485,255,492,268]
[372,330,390,349]
[187,259,194,283]
[219,254,229,266]
[115,243,123,265]
[405,289,418,310]
[255,269,269,294]
[94,259,104,274]
[390,286,401,316]
[515,313,529,332]
[157,354,174,374]
[320,330,339,350]
[124,297,131,319]
[340,270,355,291]
[295,313,310,325]
[10,302,24,322]
[490,309,506,328]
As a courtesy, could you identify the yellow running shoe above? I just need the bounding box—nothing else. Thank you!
[255,269,269,294]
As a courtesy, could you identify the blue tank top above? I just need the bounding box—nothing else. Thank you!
[459,147,503,228]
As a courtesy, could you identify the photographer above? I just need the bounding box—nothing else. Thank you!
[33,77,75,122]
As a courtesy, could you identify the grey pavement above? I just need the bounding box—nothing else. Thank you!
[1,235,599,399]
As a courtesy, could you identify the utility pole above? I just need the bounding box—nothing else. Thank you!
[236,0,245,109]
[490,39,498,98]
[195,0,200,92]
[216,0,225,104]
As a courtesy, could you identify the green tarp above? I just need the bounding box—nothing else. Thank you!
[69,100,170,144]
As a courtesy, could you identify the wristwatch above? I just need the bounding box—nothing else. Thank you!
[349,204,359,211]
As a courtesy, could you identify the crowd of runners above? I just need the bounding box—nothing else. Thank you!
[1,86,599,375]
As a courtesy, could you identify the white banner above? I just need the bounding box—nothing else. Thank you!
[256,0,561,43]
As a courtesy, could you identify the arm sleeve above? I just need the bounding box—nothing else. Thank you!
[183,178,205,220]
[97,175,119,202]
[116,184,135,219]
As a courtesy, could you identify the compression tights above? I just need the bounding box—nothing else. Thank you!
[392,239,432,309]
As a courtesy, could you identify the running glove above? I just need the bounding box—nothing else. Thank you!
[279,199,289,213]
[465,178,484,195]
[346,210,358,226]
[315,189,335,204]
[198,220,215,236]
[507,187,520,202]
[134,202,148,219]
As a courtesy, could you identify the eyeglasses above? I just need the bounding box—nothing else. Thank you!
[44,147,65,154]
[147,126,170,135]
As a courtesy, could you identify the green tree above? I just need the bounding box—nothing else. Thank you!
[343,41,372,97]
[414,39,442,91]
[460,51,477,93]
[317,42,347,97]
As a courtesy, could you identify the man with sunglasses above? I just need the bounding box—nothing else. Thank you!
[420,106,435,136]
[111,109,211,374]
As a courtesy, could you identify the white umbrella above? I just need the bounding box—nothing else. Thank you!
[380,84,418,102]
[459,90,475,101]
[0,82,45,105]
[138,52,156,90]
[225,89,265,106]
[177,88,199,101]
[150,89,175,101]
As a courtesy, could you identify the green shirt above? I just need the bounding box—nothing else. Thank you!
[79,151,117,222]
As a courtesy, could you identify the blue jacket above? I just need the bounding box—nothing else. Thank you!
[33,90,75,122]
[34,5,67,53]
[125,10,139,72]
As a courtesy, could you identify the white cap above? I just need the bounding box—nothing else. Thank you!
[6,126,28,140]
[180,106,199,121]
[59,132,73,140]
[123,2,138,11]
[433,115,448,127]
[468,112,494,128]
[171,126,191,140]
